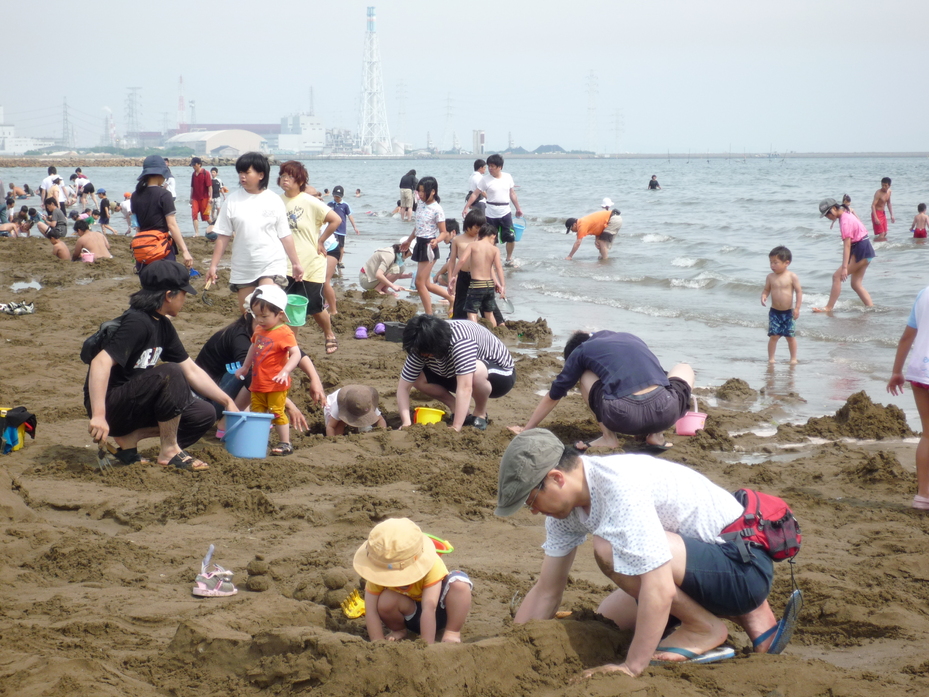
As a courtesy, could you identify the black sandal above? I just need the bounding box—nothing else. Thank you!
[164,450,209,471]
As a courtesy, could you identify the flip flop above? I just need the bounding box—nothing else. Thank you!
[638,439,673,453]
[650,645,736,666]
[753,588,803,654]
[912,494,929,510]
[164,450,209,472]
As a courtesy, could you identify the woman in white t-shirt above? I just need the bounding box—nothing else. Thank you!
[399,176,453,315]
[206,152,304,313]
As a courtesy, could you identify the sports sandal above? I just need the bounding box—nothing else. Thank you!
[325,337,339,355]
[114,447,152,466]
[164,450,209,471]
[270,442,294,456]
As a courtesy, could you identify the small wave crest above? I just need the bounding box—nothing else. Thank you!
[642,233,672,243]
[672,257,700,268]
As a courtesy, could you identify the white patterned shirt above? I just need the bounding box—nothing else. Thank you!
[542,455,744,576]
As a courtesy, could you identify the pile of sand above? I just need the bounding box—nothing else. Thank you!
[1,236,928,696]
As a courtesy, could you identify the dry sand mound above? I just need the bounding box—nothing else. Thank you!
[2,238,929,696]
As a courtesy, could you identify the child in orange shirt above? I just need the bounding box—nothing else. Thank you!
[234,285,300,455]
[354,518,473,644]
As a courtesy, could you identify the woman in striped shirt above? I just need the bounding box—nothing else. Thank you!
[397,315,515,431]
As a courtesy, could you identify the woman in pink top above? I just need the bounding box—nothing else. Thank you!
[813,198,875,313]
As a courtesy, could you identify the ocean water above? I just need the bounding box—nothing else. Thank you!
[4,156,929,427]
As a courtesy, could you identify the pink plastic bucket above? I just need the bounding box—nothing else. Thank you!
[81,251,95,263]
[675,411,707,436]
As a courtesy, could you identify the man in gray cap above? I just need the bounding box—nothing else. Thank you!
[496,428,796,678]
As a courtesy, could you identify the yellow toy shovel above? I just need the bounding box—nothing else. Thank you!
[341,588,366,618]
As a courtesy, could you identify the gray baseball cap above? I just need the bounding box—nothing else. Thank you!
[819,198,838,217]
[496,429,566,516]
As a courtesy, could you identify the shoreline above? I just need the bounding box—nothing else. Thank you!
[3,151,928,168]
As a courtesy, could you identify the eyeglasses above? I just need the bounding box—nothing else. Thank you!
[524,478,546,509]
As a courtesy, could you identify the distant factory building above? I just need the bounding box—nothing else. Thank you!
[164,129,267,157]
[277,114,325,154]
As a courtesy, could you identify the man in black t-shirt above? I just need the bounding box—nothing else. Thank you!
[85,260,238,471]
[398,169,418,222]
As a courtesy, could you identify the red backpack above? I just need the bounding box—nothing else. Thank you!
[721,488,802,563]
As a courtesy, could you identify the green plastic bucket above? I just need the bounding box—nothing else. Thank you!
[285,294,309,327]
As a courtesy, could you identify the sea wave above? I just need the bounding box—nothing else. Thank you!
[671,257,700,267]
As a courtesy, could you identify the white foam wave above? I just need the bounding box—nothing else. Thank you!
[642,233,672,243]
[672,257,699,267]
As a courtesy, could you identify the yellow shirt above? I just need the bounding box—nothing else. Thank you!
[364,557,448,602]
[282,192,331,283]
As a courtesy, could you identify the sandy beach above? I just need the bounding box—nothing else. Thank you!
[1,234,928,697]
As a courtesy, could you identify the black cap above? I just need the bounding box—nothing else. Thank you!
[564,218,578,233]
[139,260,197,295]
[333,185,345,197]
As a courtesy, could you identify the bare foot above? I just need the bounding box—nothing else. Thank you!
[768,358,776,364]
[588,434,621,450]
[811,307,833,313]
[441,630,462,643]
[789,358,799,365]
[386,629,407,642]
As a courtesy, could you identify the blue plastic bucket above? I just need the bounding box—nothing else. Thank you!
[513,217,526,242]
[221,411,274,459]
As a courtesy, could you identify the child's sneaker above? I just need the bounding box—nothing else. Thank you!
[192,544,238,597]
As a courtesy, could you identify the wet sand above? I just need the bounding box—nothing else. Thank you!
[1,235,928,696]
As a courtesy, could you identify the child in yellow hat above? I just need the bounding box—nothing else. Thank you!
[353,518,472,643]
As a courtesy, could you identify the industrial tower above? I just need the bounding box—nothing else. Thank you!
[358,6,391,155]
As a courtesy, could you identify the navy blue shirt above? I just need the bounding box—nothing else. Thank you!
[327,200,351,236]
[549,331,669,400]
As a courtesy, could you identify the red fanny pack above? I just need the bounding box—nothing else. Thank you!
[721,488,802,562]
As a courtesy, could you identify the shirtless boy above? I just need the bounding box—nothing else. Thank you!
[761,246,802,364]
[910,203,928,240]
[71,219,113,260]
[871,177,894,241]
[451,222,505,327]
[447,210,482,319]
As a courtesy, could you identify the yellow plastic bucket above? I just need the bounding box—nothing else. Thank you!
[414,407,445,424]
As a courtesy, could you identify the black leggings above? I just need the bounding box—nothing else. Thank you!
[88,363,215,448]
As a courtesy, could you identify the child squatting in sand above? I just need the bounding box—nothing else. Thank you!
[324,384,386,435]
[761,246,802,364]
[234,286,300,455]
[354,518,472,644]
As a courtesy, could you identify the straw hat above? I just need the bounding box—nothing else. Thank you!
[353,518,438,586]
[336,385,381,428]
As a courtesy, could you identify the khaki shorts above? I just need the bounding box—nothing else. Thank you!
[400,189,414,208]
[228,275,288,293]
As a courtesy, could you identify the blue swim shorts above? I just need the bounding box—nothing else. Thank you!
[768,307,796,337]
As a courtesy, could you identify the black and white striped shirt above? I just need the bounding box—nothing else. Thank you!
[400,320,514,382]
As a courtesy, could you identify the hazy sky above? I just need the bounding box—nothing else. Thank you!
[4,0,927,153]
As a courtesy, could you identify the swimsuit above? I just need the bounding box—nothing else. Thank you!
[872,209,888,235]
[915,228,927,239]
[768,307,796,338]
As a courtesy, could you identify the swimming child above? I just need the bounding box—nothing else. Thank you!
[353,518,473,644]
[355,188,362,197]
[234,286,300,456]
[324,384,386,435]
[400,176,453,316]
[910,203,928,240]
[761,245,802,364]
[813,198,874,313]
[887,284,929,510]
[451,222,505,327]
